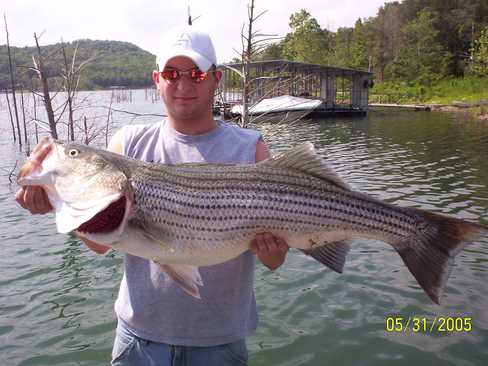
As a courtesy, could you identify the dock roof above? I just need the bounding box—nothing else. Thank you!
[220,59,372,77]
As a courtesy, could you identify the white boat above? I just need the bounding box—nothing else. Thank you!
[230,95,323,116]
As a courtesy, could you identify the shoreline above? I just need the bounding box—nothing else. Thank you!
[369,101,488,122]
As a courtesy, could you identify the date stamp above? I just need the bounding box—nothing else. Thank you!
[385,316,472,333]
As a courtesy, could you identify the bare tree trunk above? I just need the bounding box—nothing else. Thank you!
[61,41,75,141]
[83,116,89,145]
[20,86,29,149]
[5,89,16,142]
[4,14,22,145]
[33,32,57,139]
[240,0,256,127]
[236,0,278,127]
[31,83,38,144]
[105,90,114,147]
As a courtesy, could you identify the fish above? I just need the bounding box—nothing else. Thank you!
[17,139,487,303]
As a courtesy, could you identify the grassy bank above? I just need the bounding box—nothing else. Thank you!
[370,76,488,105]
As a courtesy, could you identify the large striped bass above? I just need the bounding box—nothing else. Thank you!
[18,140,487,303]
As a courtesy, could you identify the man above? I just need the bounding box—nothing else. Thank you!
[16,27,289,365]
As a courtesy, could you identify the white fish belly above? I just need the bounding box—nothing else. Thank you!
[111,226,251,266]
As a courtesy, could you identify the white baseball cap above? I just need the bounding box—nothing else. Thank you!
[156,27,217,72]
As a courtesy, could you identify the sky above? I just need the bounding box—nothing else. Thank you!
[2,0,388,63]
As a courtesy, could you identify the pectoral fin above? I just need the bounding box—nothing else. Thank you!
[300,240,351,273]
[157,263,203,299]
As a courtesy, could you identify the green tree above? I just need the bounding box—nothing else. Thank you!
[470,25,488,76]
[257,42,284,61]
[349,19,371,71]
[388,9,451,84]
[400,0,488,76]
[282,9,330,64]
[368,2,404,81]
[329,27,354,67]
[329,19,371,71]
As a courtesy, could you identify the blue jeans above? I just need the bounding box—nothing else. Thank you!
[111,322,248,366]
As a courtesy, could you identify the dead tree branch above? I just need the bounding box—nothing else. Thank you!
[4,14,22,145]
[0,160,18,184]
[32,32,57,139]
[105,90,114,147]
[20,86,29,151]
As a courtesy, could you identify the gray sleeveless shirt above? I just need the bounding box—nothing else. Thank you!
[114,120,262,346]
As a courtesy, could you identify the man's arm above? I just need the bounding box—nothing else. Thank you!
[251,140,289,270]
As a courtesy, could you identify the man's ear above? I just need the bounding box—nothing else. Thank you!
[152,70,160,84]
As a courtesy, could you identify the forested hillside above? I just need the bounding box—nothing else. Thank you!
[0,39,155,90]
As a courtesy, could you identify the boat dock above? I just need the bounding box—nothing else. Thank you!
[214,60,373,121]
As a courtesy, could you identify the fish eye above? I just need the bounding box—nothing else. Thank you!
[67,148,79,157]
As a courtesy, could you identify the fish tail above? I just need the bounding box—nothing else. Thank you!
[394,209,487,304]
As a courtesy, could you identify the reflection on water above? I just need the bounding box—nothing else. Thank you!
[1,92,488,365]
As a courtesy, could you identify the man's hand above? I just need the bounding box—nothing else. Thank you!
[252,143,289,270]
[250,233,289,271]
[15,138,54,215]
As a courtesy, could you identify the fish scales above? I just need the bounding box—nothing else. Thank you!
[130,164,423,252]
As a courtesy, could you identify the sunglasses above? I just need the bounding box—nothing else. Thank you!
[160,68,215,83]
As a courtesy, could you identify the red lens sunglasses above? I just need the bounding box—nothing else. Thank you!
[160,68,215,84]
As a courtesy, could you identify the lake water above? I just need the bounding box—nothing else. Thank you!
[1,90,488,365]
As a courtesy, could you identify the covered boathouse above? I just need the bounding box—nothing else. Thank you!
[215,59,373,121]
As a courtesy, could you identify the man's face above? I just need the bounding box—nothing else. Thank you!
[153,56,220,122]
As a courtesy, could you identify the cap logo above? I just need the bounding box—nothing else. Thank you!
[175,32,192,48]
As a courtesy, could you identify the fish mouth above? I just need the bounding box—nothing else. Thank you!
[76,196,127,234]
[17,142,60,187]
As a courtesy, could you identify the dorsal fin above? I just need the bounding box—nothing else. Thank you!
[261,142,350,190]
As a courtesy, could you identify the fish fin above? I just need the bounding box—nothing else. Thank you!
[140,228,172,250]
[261,142,350,190]
[129,219,175,252]
[157,263,203,299]
[300,240,351,273]
[393,209,488,304]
